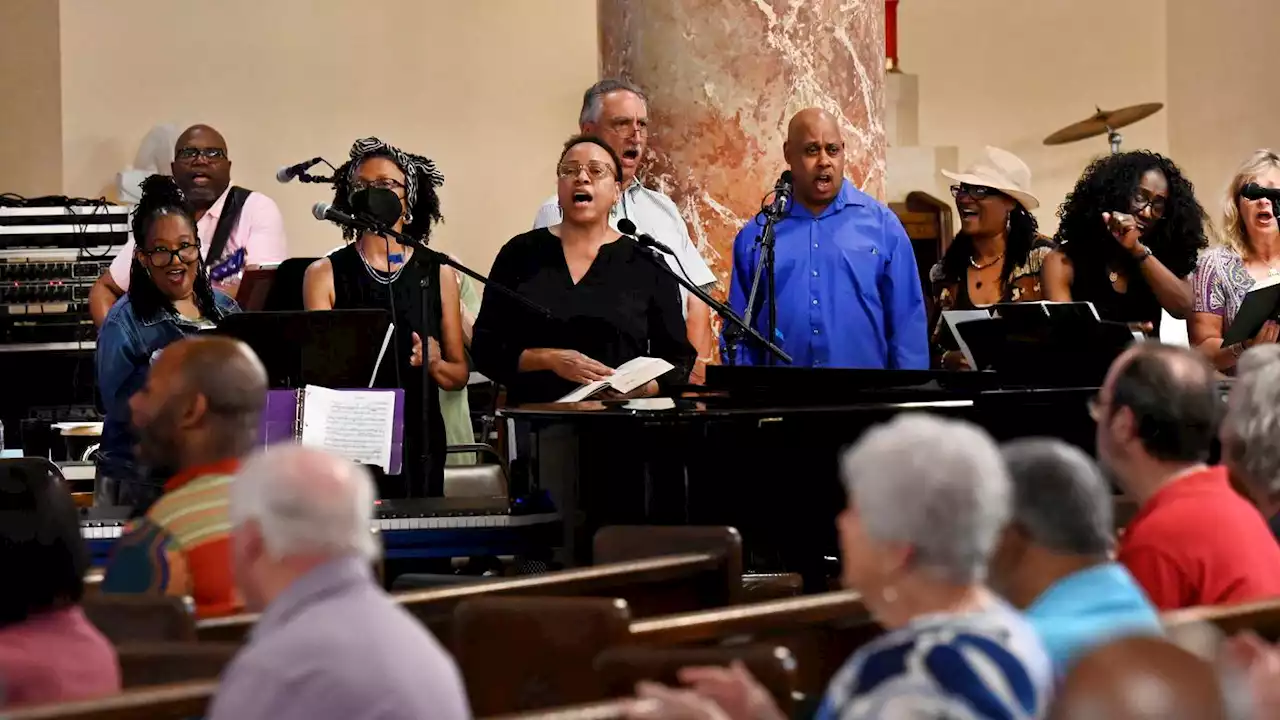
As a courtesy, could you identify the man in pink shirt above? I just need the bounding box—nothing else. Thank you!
[89,124,288,326]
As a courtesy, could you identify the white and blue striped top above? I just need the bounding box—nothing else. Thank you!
[816,594,1053,719]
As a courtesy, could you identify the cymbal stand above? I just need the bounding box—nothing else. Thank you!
[1108,126,1122,155]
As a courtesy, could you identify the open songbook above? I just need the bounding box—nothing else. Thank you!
[1223,275,1280,347]
[557,356,674,403]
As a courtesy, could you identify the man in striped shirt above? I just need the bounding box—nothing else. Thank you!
[100,336,267,618]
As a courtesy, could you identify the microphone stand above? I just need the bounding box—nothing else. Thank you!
[346,214,552,497]
[726,208,784,366]
[297,172,336,184]
[630,238,790,367]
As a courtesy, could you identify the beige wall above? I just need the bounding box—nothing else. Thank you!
[0,0,63,196]
[899,0,1170,236]
[1167,0,1280,234]
[55,0,598,273]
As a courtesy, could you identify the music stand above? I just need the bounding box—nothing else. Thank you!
[954,307,1134,388]
[208,309,394,389]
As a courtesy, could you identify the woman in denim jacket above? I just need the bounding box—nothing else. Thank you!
[95,175,238,511]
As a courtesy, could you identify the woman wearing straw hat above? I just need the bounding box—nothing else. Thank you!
[930,147,1052,369]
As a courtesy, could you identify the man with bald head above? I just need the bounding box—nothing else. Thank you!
[1093,342,1280,610]
[726,108,927,368]
[101,335,268,617]
[89,123,288,326]
[208,446,470,720]
[1051,636,1247,720]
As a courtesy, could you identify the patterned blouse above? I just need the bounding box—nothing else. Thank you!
[1192,245,1255,331]
[928,241,1054,361]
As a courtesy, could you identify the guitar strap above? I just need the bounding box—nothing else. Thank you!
[205,186,252,267]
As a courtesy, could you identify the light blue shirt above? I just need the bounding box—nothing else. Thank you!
[1025,562,1163,676]
[725,179,928,369]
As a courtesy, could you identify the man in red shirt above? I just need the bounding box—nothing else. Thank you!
[1092,342,1280,610]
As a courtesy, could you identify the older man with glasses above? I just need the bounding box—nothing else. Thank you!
[533,79,718,382]
[90,124,288,326]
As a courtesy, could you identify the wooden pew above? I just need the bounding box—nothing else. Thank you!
[197,551,735,644]
[3,681,215,720]
[82,596,195,644]
[454,590,871,715]
[1162,598,1280,641]
[116,642,240,689]
[488,698,639,720]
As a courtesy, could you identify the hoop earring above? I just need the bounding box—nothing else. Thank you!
[403,210,413,224]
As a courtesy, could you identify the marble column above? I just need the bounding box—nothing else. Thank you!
[598,0,887,295]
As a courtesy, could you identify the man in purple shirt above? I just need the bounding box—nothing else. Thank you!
[208,445,470,720]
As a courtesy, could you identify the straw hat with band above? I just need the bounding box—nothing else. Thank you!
[942,146,1039,211]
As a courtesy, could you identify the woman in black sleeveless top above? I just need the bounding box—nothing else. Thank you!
[302,138,468,497]
[1042,151,1207,335]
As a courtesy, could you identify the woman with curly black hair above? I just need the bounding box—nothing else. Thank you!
[1042,150,1208,334]
[930,147,1053,369]
[303,138,468,498]
[96,174,239,510]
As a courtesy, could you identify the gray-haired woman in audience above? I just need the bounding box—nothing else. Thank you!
[631,414,1054,720]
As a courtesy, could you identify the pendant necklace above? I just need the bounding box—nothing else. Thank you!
[969,254,1003,289]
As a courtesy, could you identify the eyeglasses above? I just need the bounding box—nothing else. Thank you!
[140,242,200,268]
[1130,192,1166,216]
[175,147,228,162]
[950,184,1002,200]
[606,117,649,139]
[351,178,406,194]
[556,162,616,181]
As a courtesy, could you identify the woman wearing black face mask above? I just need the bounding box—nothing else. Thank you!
[303,137,468,498]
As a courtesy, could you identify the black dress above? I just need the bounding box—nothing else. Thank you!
[329,243,446,497]
[472,228,694,405]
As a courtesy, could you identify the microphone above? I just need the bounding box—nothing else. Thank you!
[276,157,324,183]
[1241,182,1280,205]
[312,201,372,231]
[617,219,676,256]
[763,170,793,217]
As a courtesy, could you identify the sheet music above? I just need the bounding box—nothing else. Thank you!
[557,356,674,402]
[942,310,992,369]
[300,385,395,471]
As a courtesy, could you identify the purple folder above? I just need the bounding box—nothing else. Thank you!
[259,388,405,475]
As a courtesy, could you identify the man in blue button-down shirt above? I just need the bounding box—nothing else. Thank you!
[726,108,928,369]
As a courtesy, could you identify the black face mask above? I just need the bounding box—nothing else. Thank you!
[350,186,404,228]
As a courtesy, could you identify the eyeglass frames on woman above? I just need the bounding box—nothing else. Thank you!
[140,243,201,267]
[950,184,1002,200]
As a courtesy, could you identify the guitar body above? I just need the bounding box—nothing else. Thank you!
[208,247,247,285]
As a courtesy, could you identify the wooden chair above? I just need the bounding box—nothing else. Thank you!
[454,597,632,716]
[889,191,954,320]
[198,551,734,644]
[3,681,215,720]
[594,644,797,716]
[116,642,240,688]
[82,595,195,644]
[1163,598,1280,641]
[593,526,744,607]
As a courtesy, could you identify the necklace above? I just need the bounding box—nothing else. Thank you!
[356,243,407,285]
[969,253,1003,289]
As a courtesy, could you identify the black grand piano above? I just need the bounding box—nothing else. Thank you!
[503,367,1108,587]
[499,309,1229,589]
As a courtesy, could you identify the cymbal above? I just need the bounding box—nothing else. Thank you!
[1043,103,1164,146]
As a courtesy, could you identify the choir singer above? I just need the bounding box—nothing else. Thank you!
[472,136,694,405]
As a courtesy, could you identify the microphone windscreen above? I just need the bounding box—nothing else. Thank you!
[1241,182,1269,201]
[276,166,294,183]
[780,169,794,185]
[312,202,331,221]
[617,218,638,236]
